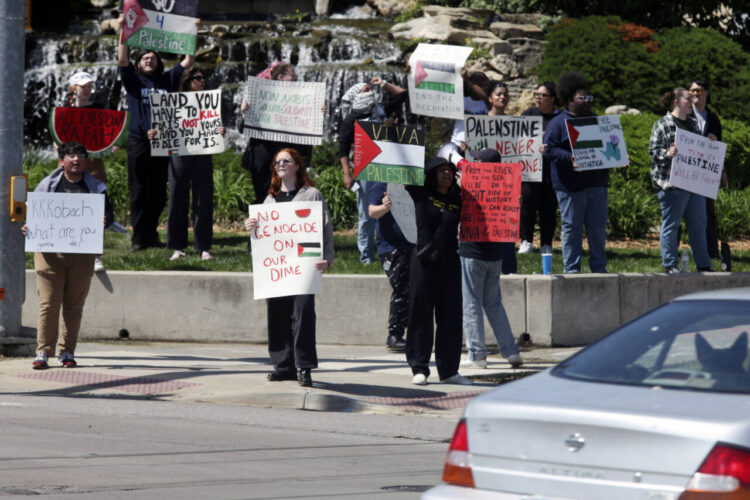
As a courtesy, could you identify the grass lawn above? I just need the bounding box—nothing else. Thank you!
[24,229,750,274]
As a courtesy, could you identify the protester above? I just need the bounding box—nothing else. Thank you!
[649,87,712,273]
[545,72,609,273]
[519,82,560,255]
[368,181,414,351]
[405,157,469,386]
[117,17,195,251]
[450,70,490,151]
[23,142,114,369]
[147,67,225,261]
[244,148,334,387]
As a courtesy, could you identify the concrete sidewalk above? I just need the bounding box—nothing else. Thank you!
[0,342,579,417]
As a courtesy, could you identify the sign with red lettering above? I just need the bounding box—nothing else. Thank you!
[248,201,324,300]
[49,107,129,158]
[460,162,522,242]
[149,89,225,156]
[464,115,543,182]
[669,128,726,199]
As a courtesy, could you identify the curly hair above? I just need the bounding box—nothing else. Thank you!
[556,71,589,104]
[134,50,164,78]
[268,148,315,196]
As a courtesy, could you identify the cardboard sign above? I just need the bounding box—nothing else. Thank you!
[49,107,129,158]
[565,115,628,170]
[243,77,326,146]
[669,128,726,199]
[464,115,544,182]
[354,121,425,186]
[149,90,225,156]
[25,193,105,254]
[386,183,417,244]
[121,0,199,56]
[407,43,473,119]
[460,162,522,242]
[249,201,325,300]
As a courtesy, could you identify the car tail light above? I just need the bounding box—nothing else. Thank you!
[679,444,750,499]
[442,419,475,488]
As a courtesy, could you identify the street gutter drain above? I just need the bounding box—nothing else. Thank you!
[381,485,432,493]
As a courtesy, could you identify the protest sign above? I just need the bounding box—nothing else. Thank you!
[565,115,628,170]
[460,162,522,242]
[120,0,199,56]
[354,120,425,186]
[25,193,105,254]
[669,128,726,199]
[386,183,417,244]
[464,115,544,182]
[149,89,225,156]
[407,43,473,119]
[49,107,129,158]
[248,201,325,300]
[243,77,326,146]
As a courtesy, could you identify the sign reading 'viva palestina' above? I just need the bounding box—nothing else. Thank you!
[565,115,628,170]
[669,128,726,200]
[25,193,105,254]
[407,43,473,120]
[248,201,325,300]
[464,115,544,182]
[121,0,199,56]
[149,90,225,156]
[353,121,425,186]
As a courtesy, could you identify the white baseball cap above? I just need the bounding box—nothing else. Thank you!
[69,71,96,86]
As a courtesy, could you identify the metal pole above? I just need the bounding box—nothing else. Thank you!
[0,1,27,344]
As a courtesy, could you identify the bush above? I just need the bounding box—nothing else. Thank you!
[722,119,750,190]
[716,187,750,240]
[607,179,660,238]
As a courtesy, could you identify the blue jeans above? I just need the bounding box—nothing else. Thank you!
[555,187,608,273]
[657,188,711,270]
[355,180,376,263]
[460,257,520,361]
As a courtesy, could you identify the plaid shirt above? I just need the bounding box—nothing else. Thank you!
[649,113,698,190]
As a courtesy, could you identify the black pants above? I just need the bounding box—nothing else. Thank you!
[406,250,462,380]
[267,294,318,373]
[380,248,412,339]
[127,136,169,247]
[519,180,558,247]
[167,156,214,252]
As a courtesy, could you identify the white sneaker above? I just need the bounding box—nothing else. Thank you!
[518,240,533,254]
[540,244,552,254]
[201,251,212,260]
[460,357,487,369]
[507,354,524,368]
[170,250,186,261]
[412,373,428,385]
[94,257,105,273]
[441,373,473,385]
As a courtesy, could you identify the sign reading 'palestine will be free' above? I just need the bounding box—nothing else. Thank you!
[121,0,199,56]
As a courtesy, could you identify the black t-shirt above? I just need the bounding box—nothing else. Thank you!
[274,189,298,203]
[407,185,461,262]
[56,175,88,194]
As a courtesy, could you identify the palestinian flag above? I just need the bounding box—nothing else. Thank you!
[298,242,321,258]
[121,0,199,56]
[566,117,603,150]
[414,60,456,94]
[353,120,425,186]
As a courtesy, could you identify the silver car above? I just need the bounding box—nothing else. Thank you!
[424,288,750,500]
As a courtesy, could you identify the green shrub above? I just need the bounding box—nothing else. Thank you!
[607,179,660,238]
[716,187,750,240]
[315,165,357,230]
[722,119,750,190]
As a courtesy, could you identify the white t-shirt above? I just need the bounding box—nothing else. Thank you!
[451,97,488,144]
[693,107,708,135]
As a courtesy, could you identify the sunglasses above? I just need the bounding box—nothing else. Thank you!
[273,158,293,167]
[190,75,205,82]
[534,92,552,98]
[690,88,704,96]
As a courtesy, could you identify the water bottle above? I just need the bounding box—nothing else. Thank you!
[680,250,690,273]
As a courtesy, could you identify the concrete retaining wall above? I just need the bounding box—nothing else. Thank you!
[21,270,750,346]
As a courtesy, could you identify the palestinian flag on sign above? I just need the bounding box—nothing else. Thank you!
[414,60,456,94]
[565,117,604,150]
[298,242,321,258]
[121,0,199,56]
[353,120,425,186]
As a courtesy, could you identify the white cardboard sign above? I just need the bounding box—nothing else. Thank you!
[25,192,105,254]
[669,128,726,199]
[407,43,473,120]
[149,89,225,156]
[386,183,417,244]
[565,115,628,170]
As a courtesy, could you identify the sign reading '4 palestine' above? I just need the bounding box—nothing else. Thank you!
[407,43,473,120]
[248,201,325,300]
[149,90,225,156]
[49,107,129,158]
[121,0,199,56]
[353,121,425,186]
[565,115,628,170]
[669,128,726,199]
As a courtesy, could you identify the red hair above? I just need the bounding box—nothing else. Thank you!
[268,148,315,196]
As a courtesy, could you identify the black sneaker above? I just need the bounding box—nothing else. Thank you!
[297,369,312,387]
[386,334,406,351]
[267,370,296,381]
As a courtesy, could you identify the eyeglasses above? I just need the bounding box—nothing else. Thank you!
[534,92,552,98]
[690,88,704,96]
[273,158,293,167]
[575,95,594,103]
[64,153,85,159]
[190,75,205,81]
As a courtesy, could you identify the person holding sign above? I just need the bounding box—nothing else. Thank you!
[117,15,196,252]
[545,72,609,274]
[23,142,114,370]
[244,148,334,387]
[649,88,712,273]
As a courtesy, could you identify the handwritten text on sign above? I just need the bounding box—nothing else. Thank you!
[669,128,727,199]
[121,0,200,56]
[565,115,628,170]
[464,115,543,182]
[150,89,225,156]
[407,43,473,120]
[460,162,522,242]
[25,193,104,254]
[249,201,324,300]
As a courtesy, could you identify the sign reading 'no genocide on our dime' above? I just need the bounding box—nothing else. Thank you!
[49,107,129,158]
[565,115,628,170]
[120,0,199,56]
[669,128,727,200]
[243,77,326,146]
[25,193,105,254]
[353,121,426,186]
[464,115,544,182]
[460,162,522,242]
[407,43,474,120]
[149,90,225,156]
[248,201,325,300]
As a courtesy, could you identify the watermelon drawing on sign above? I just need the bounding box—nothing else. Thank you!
[49,107,129,158]
[295,209,312,218]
